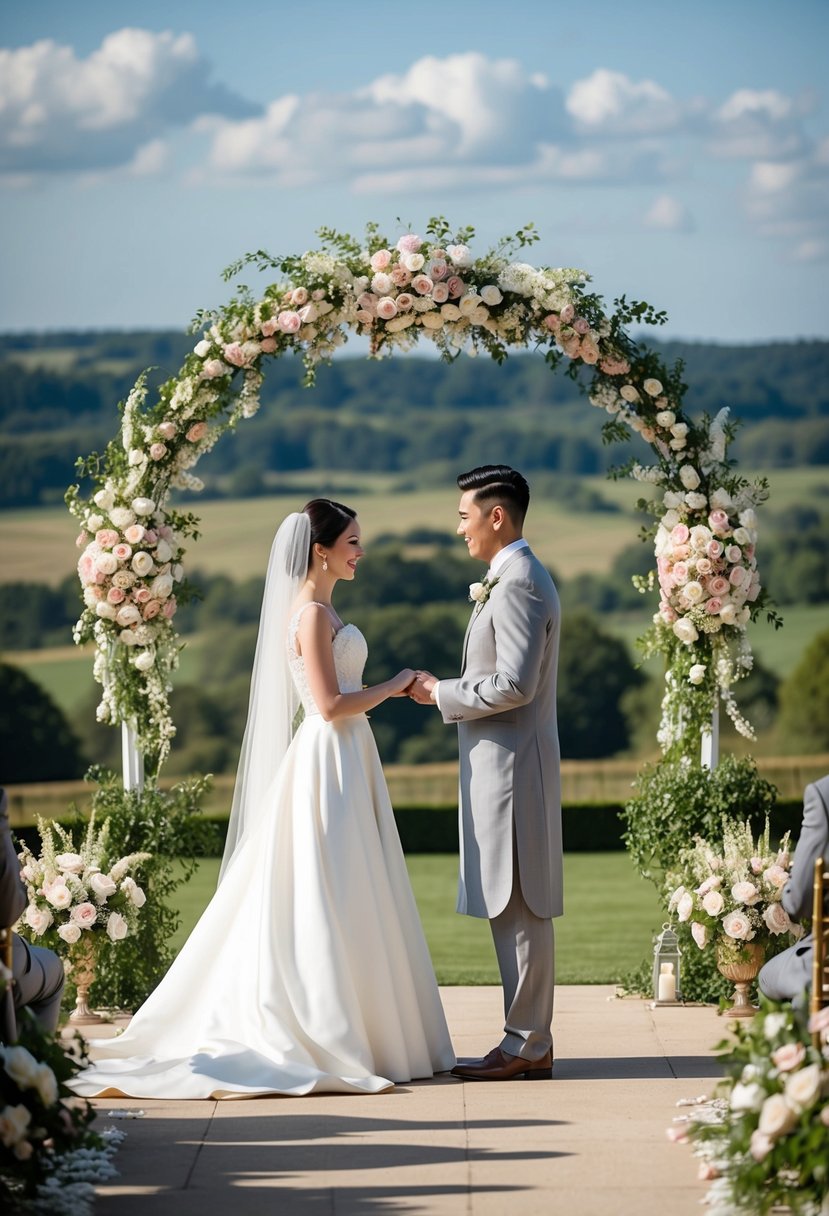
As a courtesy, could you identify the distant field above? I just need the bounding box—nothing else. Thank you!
[583,466,829,515]
[0,486,638,585]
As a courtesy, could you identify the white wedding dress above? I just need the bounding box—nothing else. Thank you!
[71,608,455,1098]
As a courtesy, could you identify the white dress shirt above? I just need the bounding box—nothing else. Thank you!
[432,538,529,706]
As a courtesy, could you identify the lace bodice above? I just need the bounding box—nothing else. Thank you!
[287,604,368,716]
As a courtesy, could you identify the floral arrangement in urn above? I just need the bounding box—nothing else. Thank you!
[16,813,150,955]
[670,1002,829,1216]
[666,817,799,959]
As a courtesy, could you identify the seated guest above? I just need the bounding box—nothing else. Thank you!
[0,788,65,1041]
[759,774,829,1004]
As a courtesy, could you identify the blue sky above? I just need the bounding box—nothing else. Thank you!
[2,0,828,341]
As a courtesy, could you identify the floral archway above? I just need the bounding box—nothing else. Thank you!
[67,218,773,772]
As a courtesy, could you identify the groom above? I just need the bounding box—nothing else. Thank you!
[410,465,561,1080]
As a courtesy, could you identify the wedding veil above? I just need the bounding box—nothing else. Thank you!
[218,511,310,881]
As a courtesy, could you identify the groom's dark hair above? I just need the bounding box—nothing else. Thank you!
[457,465,530,524]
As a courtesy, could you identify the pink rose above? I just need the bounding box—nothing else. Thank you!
[143,600,161,620]
[672,562,689,584]
[722,910,753,940]
[672,543,690,560]
[729,566,747,586]
[290,286,309,306]
[370,249,392,272]
[223,342,247,367]
[375,297,398,321]
[186,422,208,443]
[395,293,414,312]
[731,881,759,905]
[581,341,600,365]
[771,1042,805,1072]
[123,524,145,545]
[277,311,302,334]
[203,359,226,378]
[707,539,724,559]
[163,598,177,618]
[95,529,120,549]
[544,313,561,332]
[390,266,412,287]
[446,276,466,298]
[704,597,722,614]
[70,902,97,928]
[691,921,708,949]
[396,234,422,254]
[808,1006,829,1036]
[599,356,630,375]
[356,291,377,315]
[149,443,167,461]
[430,259,448,280]
[431,282,449,303]
[133,587,151,604]
[106,587,125,604]
[573,317,590,335]
[560,303,575,324]
[750,856,764,874]
[695,558,713,576]
[112,543,132,562]
[709,576,729,596]
[260,317,279,337]
[763,865,788,889]
[143,529,158,545]
[157,421,177,440]
[708,510,730,535]
[260,337,277,353]
[411,274,434,295]
[671,524,690,545]
[698,1163,719,1181]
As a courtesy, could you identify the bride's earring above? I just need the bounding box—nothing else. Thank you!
[322,556,328,572]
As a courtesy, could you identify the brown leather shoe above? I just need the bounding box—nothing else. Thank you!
[451,1047,553,1081]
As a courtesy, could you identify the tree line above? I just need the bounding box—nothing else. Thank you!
[1,333,827,506]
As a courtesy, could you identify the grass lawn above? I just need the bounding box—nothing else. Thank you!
[169,852,663,986]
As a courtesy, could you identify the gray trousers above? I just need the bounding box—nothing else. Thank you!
[490,853,555,1061]
[12,936,65,1035]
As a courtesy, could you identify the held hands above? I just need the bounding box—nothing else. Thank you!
[389,668,417,697]
[409,670,438,705]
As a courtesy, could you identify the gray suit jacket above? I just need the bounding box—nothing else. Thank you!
[758,775,829,1003]
[1,789,27,1041]
[438,547,562,920]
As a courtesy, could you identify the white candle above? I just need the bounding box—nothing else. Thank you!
[658,962,676,1002]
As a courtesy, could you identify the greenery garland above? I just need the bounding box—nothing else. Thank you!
[66,218,778,770]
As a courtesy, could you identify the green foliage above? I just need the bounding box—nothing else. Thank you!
[621,753,778,884]
[0,662,86,782]
[777,628,829,752]
[557,611,644,758]
[79,768,220,1010]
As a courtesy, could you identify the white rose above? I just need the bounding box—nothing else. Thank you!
[93,489,115,511]
[94,552,118,576]
[663,491,685,509]
[106,912,129,942]
[682,581,704,604]
[57,922,82,944]
[132,551,155,577]
[86,513,104,531]
[672,617,699,645]
[671,423,689,439]
[121,877,147,908]
[620,384,640,403]
[131,497,156,516]
[95,601,117,620]
[155,539,173,564]
[420,312,444,330]
[55,852,83,874]
[402,252,425,272]
[655,410,676,428]
[44,881,72,910]
[763,1012,790,1040]
[1,1046,41,1092]
[758,1093,798,1138]
[690,921,708,949]
[730,1081,765,1112]
[480,285,503,306]
[676,891,694,922]
[739,508,757,530]
[679,465,700,490]
[194,339,211,357]
[150,573,173,600]
[702,889,724,915]
[0,1103,31,1147]
[469,582,486,603]
[719,603,738,625]
[685,492,707,510]
[689,526,712,548]
[116,604,141,628]
[440,303,462,321]
[722,910,754,940]
[385,314,416,333]
[688,663,707,686]
[459,294,482,317]
[446,244,472,267]
[763,901,793,935]
[33,1063,58,1107]
[733,527,751,546]
[784,1063,822,1111]
[109,507,135,529]
[133,650,154,673]
[710,488,734,511]
[90,872,117,902]
[128,448,145,467]
[643,377,663,397]
[661,509,681,529]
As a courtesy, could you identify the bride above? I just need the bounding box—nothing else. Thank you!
[71,499,455,1098]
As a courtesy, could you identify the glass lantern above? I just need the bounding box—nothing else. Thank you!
[652,922,682,1004]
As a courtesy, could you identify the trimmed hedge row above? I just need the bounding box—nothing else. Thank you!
[12,800,805,858]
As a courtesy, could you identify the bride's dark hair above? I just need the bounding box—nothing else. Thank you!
[302,498,357,564]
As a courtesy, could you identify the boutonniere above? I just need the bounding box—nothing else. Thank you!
[468,576,500,611]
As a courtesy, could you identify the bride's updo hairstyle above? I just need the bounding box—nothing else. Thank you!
[457,465,530,525]
[303,498,358,566]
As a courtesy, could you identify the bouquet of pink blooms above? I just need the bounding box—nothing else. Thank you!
[665,817,800,956]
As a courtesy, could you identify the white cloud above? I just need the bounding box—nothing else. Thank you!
[566,69,682,134]
[792,238,828,263]
[710,87,806,159]
[0,28,257,173]
[644,194,693,232]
